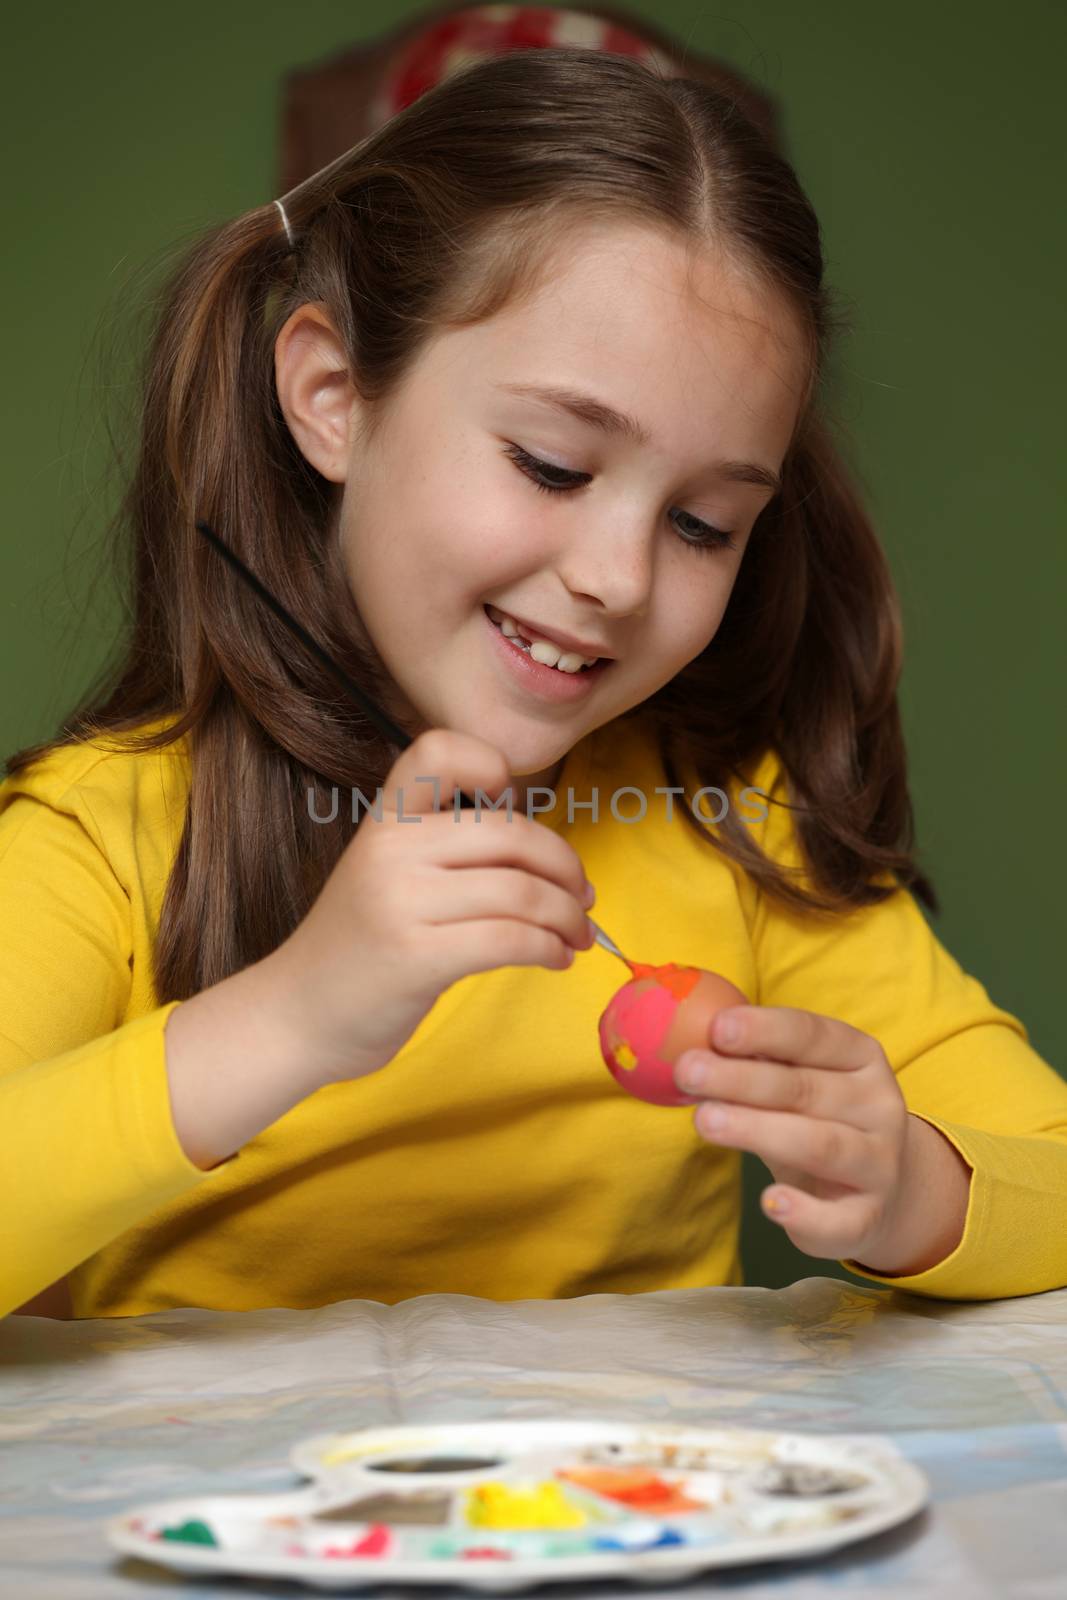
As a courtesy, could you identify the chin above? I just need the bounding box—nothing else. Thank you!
[506,746,569,787]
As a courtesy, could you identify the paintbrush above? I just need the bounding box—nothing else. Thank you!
[195,520,630,968]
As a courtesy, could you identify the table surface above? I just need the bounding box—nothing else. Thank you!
[2,1276,1066,1597]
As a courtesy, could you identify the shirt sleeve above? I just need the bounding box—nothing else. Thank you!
[0,788,220,1317]
[749,753,1067,1300]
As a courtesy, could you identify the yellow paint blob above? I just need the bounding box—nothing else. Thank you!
[466,1480,587,1529]
[614,1040,638,1073]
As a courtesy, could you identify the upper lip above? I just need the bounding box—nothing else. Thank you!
[486,604,614,660]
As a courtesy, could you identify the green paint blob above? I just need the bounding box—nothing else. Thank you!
[160,1518,218,1546]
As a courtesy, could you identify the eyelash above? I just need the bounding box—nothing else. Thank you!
[501,443,737,553]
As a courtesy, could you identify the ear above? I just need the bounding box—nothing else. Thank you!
[274,303,360,484]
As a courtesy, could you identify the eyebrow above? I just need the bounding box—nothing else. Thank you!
[492,380,783,495]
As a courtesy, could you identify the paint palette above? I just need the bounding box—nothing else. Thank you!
[107,1418,928,1591]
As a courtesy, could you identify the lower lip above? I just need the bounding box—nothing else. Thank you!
[484,607,612,701]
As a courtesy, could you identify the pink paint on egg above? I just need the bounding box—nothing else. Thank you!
[598,963,749,1106]
[603,979,677,1069]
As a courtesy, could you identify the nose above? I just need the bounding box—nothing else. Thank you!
[557,517,653,620]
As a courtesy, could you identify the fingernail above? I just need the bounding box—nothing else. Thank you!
[585,918,598,945]
[764,1191,790,1216]
[678,1056,709,1094]
[582,879,596,908]
[700,1104,727,1135]
[716,1013,740,1046]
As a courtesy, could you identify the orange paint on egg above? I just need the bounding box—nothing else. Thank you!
[624,962,700,999]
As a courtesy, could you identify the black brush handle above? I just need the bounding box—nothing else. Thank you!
[195,520,477,808]
[197,520,624,963]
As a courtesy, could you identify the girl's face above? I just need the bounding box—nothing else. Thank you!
[281,221,806,802]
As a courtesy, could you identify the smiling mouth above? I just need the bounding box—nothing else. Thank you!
[484,605,607,673]
[486,601,604,672]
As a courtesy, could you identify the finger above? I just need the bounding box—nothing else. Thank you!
[694,1102,877,1189]
[708,1005,881,1074]
[421,866,595,953]
[392,789,592,911]
[381,727,512,818]
[415,916,577,982]
[675,1051,885,1134]
[760,1184,883,1262]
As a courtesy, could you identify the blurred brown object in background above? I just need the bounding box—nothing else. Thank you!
[278,1,782,194]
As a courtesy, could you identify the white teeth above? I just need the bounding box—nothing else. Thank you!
[487,605,599,672]
[530,640,589,673]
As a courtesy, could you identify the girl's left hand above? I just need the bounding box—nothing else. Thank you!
[674,1006,913,1263]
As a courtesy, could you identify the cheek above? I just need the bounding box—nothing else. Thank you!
[653,575,731,665]
[452,503,553,593]
[410,456,531,588]
[456,447,564,568]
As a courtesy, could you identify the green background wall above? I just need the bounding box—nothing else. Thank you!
[3,2,1063,1291]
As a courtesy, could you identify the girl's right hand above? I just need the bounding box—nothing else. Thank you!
[264,728,596,1087]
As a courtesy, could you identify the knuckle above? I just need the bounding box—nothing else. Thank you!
[820,1123,844,1170]
[412,727,450,768]
[801,1009,821,1052]
[468,731,511,779]
[515,873,542,917]
[789,1070,813,1115]
[874,1092,906,1145]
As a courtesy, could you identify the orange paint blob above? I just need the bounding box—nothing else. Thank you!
[558,1466,707,1514]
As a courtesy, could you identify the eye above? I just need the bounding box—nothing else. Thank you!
[502,443,737,552]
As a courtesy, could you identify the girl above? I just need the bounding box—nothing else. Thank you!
[2,47,1065,1321]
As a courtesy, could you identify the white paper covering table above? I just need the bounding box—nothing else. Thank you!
[2,1276,1066,1597]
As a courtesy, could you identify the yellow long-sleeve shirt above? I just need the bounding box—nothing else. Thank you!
[2,711,1066,1319]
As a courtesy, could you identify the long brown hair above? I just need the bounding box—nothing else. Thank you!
[6,46,938,1004]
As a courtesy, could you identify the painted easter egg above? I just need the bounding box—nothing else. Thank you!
[598,963,749,1106]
